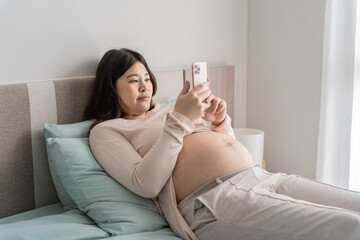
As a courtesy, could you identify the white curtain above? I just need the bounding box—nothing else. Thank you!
[349,1,360,191]
[316,0,358,189]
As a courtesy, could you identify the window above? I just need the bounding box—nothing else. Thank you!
[349,74,360,191]
[349,1,360,192]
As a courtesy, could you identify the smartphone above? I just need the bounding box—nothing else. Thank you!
[192,62,208,89]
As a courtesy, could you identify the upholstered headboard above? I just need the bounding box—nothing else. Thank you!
[0,65,234,218]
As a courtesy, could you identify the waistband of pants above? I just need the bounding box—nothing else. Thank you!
[177,164,256,209]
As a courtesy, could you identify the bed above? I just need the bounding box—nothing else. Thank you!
[0,65,234,239]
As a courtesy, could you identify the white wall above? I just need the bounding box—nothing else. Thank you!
[0,0,248,127]
[247,0,326,178]
[1,0,329,178]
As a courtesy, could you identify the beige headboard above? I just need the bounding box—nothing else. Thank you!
[0,65,234,218]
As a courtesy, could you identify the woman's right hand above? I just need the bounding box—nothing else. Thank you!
[174,81,211,122]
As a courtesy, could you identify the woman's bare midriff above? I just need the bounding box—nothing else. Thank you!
[172,131,254,203]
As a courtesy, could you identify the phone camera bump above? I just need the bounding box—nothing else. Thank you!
[194,64,201,74]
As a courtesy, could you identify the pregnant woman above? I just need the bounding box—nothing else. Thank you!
[85,48,360,240]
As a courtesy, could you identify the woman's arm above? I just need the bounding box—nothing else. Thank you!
[89,111,194,198]
[211,114,235,139]
[201,90,235,139]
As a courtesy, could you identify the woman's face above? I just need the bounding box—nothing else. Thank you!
[116,61,153,119]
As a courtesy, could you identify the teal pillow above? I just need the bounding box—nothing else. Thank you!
[44,121,169,236]
[44,120,95,210]
[44,120,93,139]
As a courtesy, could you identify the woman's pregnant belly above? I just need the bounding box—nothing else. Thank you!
[172,131,254,203]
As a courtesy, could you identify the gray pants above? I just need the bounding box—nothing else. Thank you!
[177,165,360,240]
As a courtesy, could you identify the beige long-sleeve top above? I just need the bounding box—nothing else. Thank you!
[89,103,234,240]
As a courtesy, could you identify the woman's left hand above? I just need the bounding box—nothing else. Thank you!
[202,94,227,126]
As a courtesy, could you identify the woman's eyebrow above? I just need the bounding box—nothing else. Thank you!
[126,73,149,78]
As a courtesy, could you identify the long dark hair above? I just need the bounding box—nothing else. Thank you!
[84,48,157,130]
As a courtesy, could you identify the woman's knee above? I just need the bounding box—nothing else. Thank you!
[347,215,360,237]
[332,212,360,239]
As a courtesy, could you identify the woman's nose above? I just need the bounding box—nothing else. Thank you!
[139,83,146,92]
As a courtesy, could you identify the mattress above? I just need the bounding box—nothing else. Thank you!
[0,203,66,225]
[0,203,180,240]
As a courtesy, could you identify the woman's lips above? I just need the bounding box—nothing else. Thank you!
[137,96,150,101]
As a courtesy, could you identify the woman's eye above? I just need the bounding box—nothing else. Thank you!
[129,80,138,83]
[145,78,151,81]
